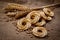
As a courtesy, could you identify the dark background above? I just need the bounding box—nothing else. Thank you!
[0,0,60,40]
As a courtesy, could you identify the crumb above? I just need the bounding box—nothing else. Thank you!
[12,22,17,26]
[26,31,31,34]
[30,36,33,38]
[16,32,19,34]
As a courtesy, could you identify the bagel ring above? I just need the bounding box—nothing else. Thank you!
[32,27,47,37]
[17,18,31,30]
[26,11,41,24]
[40,11,52,20]
[43,8,54,17]
[35,19,46,26]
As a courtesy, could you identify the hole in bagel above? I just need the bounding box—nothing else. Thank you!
[22,21,26,26]
[38,30,42,32]
[47,11,50,13]
[38,18,42,22]
[31,15,35,19]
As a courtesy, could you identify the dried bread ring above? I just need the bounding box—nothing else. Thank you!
[43,8,54,17]
[35,19,46,26]
[40,11,52,20]
[26,11,41,24]
[17,18,31,30]
[32,27,47,37]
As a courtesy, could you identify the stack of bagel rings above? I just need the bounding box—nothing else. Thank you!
[17,18,31,30]
[16,8,54,37]
[4,3,54,38]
